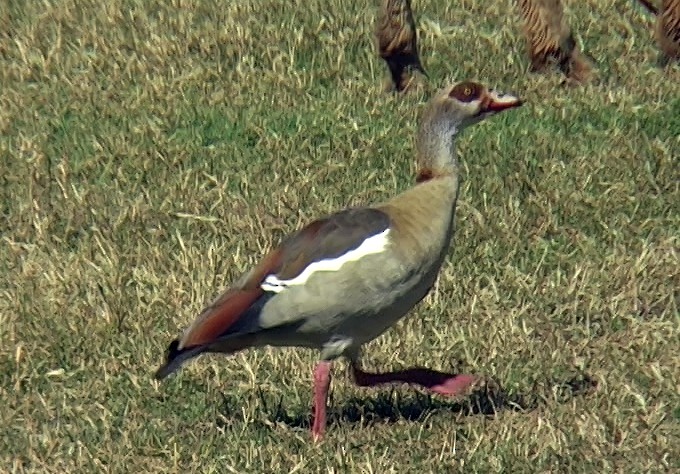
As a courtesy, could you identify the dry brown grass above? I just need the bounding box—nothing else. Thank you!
[1,0,679,472]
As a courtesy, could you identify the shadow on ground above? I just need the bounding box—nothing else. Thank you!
[216,371,598,432]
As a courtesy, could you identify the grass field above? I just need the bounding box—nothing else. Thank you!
[1,0,679,471]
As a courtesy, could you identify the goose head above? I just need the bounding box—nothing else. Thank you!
[416,81,523,179]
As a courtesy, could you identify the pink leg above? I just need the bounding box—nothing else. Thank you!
[352,364,478,397]
[312,361,332,441]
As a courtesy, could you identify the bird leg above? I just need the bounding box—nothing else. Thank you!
[529,54,550,73]
[351,362,478,397]
[657,52,670,68]
[387,60,406,92]
[312,360,332,440]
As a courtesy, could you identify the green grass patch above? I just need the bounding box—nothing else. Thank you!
[1,0,678,471]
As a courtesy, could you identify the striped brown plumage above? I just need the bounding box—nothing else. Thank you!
[514,0,593,83]
[375,0,426,92]
[638,0,680,65]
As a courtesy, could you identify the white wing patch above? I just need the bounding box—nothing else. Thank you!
[261,228,390,293]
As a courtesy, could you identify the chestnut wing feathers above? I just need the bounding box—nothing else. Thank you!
[155,207,391,378]
[275,208,391,281]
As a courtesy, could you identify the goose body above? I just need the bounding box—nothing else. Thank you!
[155,81,523,439]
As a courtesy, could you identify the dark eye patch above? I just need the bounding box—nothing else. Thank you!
[449,81,482,102]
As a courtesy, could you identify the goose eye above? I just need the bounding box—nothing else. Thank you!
[449,82,480,102]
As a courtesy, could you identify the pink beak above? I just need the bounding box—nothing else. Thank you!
[482,89,523,112]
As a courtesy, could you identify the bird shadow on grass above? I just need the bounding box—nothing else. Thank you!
[216,372,598,432]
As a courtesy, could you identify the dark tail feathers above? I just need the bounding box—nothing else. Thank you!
[154,339,205,380]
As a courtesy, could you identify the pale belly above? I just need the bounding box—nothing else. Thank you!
[255,176,458,357]
[256,249,445,358]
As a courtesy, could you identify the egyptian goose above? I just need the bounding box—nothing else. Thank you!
[375,0,427,92]
[515,0,594,83]
[155,81,523,440]
[636,0,680,66]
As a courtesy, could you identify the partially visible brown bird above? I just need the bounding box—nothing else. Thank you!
[636,0,680,66]
[375,0,427,92]
[514,0,594,83]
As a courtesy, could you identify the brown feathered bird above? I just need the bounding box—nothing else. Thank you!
[375,0,427,92]
[514,0,593,83]
[636,0,680,66]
